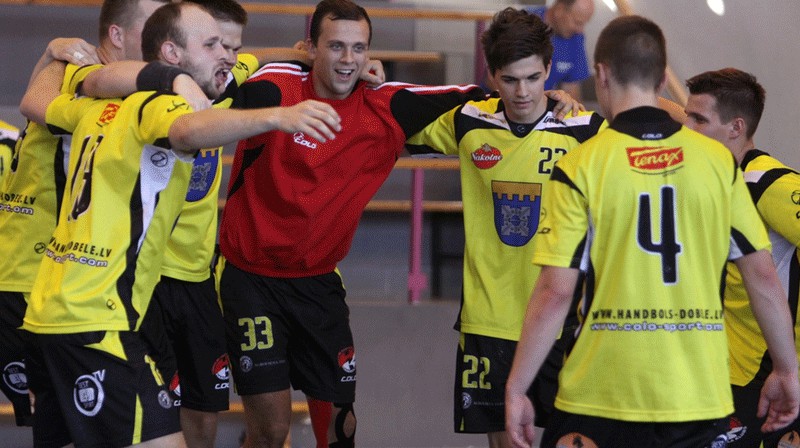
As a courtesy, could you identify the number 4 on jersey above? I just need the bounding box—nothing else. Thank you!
[637,185,682,284]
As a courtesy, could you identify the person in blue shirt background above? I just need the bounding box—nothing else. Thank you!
[527,0,594,101]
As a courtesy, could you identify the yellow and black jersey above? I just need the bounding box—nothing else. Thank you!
[407,97,605,341]
[160,52,258,282]
[23,91,195,334]
[534,107,769,422]
[726,149,800,386]
[0,63,99,293]
[0,120,18,186]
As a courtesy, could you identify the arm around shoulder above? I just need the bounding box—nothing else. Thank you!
[20,60,66,125]
[168,99,342,155]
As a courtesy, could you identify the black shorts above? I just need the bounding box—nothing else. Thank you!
[140,275,230,412]
[728,380,800,447]
[541,409,729,448]
[26,330,181,448]
[454,331,569,433]
[220,262,356,403]
[0,291,33,426]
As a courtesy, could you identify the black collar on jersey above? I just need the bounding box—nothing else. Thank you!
[740,148,770,170]
[609,106,681,140]
[498,97,557,138]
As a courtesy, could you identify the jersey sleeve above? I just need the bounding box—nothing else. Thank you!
[405,105,460,156]
[136,92,195,158]
[63,63,102,95]
[753,169,800,246]
[389,84,485,138]
[233,76,282,110]
[45,93,95,135]
[532,156,590,269]
[729,166,771,259]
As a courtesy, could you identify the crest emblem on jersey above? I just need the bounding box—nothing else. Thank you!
[2,361,28,394]
[492,181,541,247]
[212,354,231,381]
[73,371,106,417]
[626,146,684,173]
[338,347,356,374]
[97,103,120,126]
[186,147,219,202]
[471,144,502,169]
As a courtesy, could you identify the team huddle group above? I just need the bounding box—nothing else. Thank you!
[0,0,797,447]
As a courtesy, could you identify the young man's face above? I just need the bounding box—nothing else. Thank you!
[121,0,167,61]
[218,20,244,69]
[308,16,370,100]
[684,93,732,145]
[488,55,550,124]
[175,6,229,100]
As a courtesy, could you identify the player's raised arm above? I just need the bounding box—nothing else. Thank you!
[168,99,341,155]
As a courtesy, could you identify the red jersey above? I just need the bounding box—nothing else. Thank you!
[219,62,483,277]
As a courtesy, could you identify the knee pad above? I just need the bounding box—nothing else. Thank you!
[331,402,355,448]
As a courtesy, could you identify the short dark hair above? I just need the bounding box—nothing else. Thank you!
[482,8,553,74]
[594,15,666,91]
[185,0,247,26]
[99,0,171,42]
[686,68,765,139]
[309,0,372,45]
[141,2,191,62]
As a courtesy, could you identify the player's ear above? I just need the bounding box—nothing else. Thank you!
[108,24,124,51]
[306,38,317,61]
[160,41,181,65]
[730,117,746,140]
[594,63,609,88]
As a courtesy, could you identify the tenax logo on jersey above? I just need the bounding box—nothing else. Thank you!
[626,146,683,172]
[2,361,28,394]
[471,143,502,169]
[73,370,106,417]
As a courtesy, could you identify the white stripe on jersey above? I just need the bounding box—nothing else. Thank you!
[743,170,766,184]
[249,62,308,81]
[371,81,480,94]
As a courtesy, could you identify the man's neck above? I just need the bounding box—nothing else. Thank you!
[730,138,756,165]
[96,44,121,65]
[607,87,659,121]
